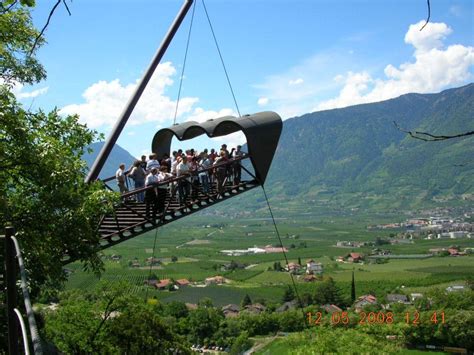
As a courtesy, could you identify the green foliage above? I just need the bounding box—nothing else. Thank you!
[230,331,253,355]
[0,1,45,84]
[241,294,252,307]
[43,282,190,354]
[313,277,345,307]
[282,285,295,302]
[1,88,119,294]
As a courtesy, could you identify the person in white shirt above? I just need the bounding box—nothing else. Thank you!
[232,145,245,184]
[146,153,160,171]
[176,156,191,205]
[116,163,128,194]
[154,165,173,215]
[145,168,159,219]
[198,154,212,194]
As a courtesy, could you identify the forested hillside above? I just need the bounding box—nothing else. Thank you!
[266,83,474,209]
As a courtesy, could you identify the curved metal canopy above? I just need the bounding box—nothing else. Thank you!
[152,111,282,184]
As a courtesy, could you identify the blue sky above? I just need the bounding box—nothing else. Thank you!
[14,0,474,158]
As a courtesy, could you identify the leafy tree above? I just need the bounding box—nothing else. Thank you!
[273,261,283,271]
[44,282,189,354]
[230,331,253,355]
[165,301,189,319]
[0,1,117,297]
[171,255,178,262]
[282,285,295,302]
[351,270,356,303]
[241,294,252,308]
[0,0,46,84]
[314,277,344,306]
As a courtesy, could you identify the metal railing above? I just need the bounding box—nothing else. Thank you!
[101,155,250,201]
[3,226,43,355]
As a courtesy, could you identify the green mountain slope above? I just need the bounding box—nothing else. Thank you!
[267,83,474,209]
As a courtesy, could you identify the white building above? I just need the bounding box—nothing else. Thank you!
[306,259,323,275]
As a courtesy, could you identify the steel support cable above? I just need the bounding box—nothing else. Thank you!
[201,0,242,118]
[237,167,308,328]
[11,236,43,354]
[173,0,197,125]
[144,184,178,301]
[14,308,30,355]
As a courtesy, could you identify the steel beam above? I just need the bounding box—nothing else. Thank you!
[86,0,194,183]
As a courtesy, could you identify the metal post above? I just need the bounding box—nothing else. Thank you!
[5,226,19,355]
[85,0,194,183]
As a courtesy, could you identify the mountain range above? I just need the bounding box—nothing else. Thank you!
[84,84,474,210]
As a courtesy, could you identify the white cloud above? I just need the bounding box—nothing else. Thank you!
[289,78,304,85]
[185,107,236,124]
[60,62,198,128]
[257,97,269,106]
[316,20,474,111]
[4,80,49,99]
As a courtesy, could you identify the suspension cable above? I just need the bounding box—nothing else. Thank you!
[260,185,308,327]
[201,0,242,118]
[173,0,197,125]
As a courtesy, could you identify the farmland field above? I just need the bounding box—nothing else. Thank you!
[64,207,474,305]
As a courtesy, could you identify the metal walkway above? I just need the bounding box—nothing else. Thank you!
[95,158,259,251]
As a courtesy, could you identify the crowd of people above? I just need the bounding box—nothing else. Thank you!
[115,144,247,219]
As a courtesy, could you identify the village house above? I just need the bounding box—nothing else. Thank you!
[205,276,226,285]
[410,293,423,302]
[244,303,266,314]
[146,257,161,265]
[144,278,158,287]
[222,304,240,318]
[264,245,289,253]
[286,262,301,274]
[303,274,317,282]
[446,285,466,292]
[353,295,377,311]
[448,247,460,256]
[111,254,121,261]
[276,300,298,313]
[185,303,198,310]
[386,294,409,304]
[306,259,323,275]
[347,253,363,263]
[321,304,342,314]
[155,279,171,290]
[175,279,190,287]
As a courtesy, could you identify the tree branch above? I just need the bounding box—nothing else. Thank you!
[29,0,72,57]
[393,121,474,141]
[419,0,431,31]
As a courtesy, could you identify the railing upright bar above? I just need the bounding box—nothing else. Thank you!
[11,236,43,355]
[5,226,19,355]
[13,308,30,355]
